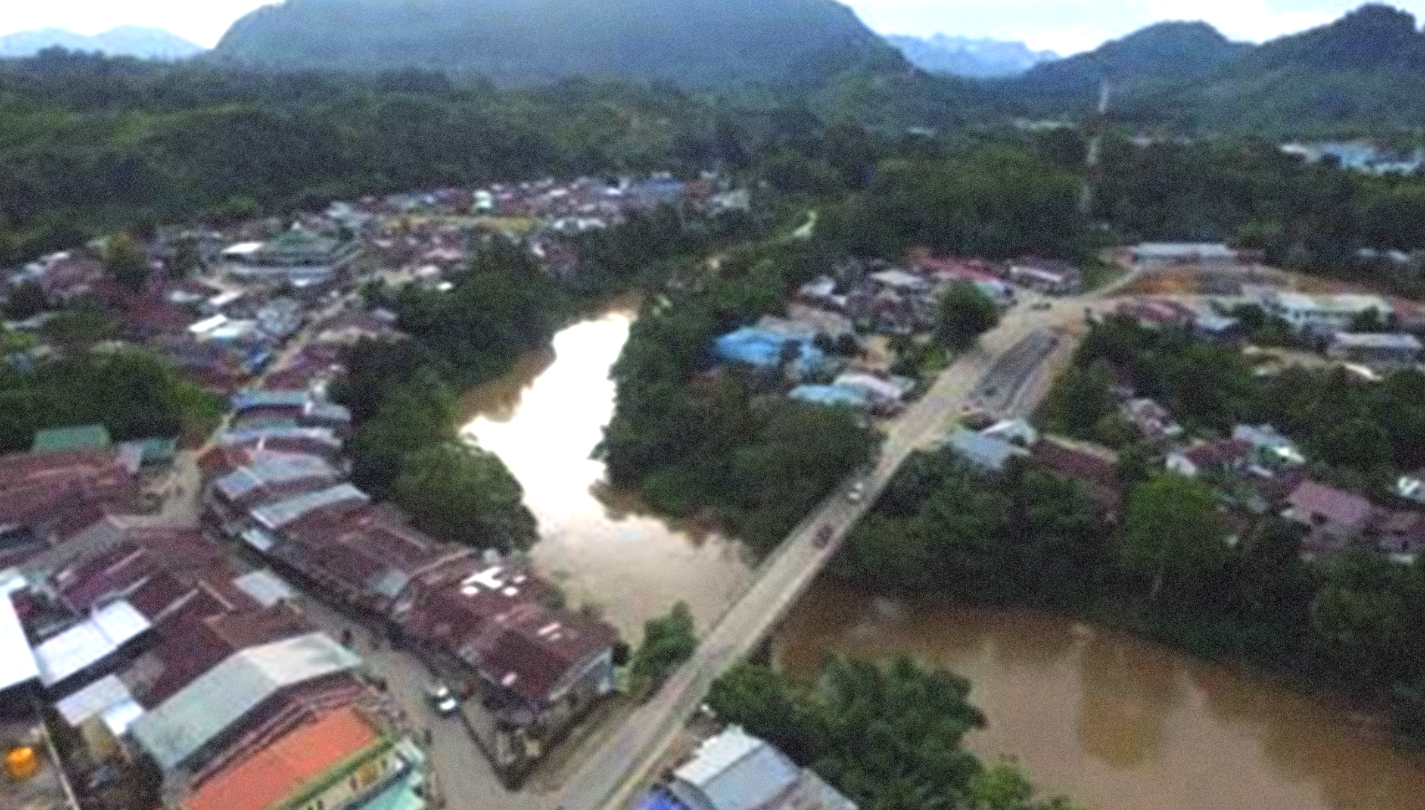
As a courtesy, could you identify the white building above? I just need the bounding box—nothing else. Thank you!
[1132,243,1243,271]
[1258,291,1393,333]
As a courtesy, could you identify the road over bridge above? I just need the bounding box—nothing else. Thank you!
[562,290,1102,810]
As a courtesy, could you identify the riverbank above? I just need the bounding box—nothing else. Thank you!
[459,309,757,642]
[774,579,1425,810]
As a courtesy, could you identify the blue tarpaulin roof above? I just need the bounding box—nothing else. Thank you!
[713,327,825,377]
[789,385,870,408]
[635,788,689,810]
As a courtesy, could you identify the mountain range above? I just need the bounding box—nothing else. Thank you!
[0,26,205,60]
[885,34,1057,78]
[1002,3,1425,130]
[212,0,905,87]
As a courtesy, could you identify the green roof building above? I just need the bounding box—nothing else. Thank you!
[32,424,112,454]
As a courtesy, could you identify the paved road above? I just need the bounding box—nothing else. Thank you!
[562,292,1101,810]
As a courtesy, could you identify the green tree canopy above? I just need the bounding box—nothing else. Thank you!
[936,282,1001,351]
[392,441,538,552]
[629,600,697,693]
[104,232,149,293]
[1118,474,1227,600]
[707,656,1079,810]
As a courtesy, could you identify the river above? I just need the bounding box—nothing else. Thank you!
[460,306,756,642]
[461,311,1425,810]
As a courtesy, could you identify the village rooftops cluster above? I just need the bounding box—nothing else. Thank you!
[709,254,1084,419]
[4,173,742,402]
[0,508,428,810]
[199,381,620,780]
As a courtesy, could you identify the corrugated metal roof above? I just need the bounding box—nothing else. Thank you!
[54,674,141,731]
[223,426,341,449]
[131,632,361,771]
[1331,332,1423,350]
[674,727,799,810]
[232,390,310,413]
[214,453,338,501]
[0,591,39,691]
[33,600,150,687]
[250,484,369,531]
[232,569,296,607]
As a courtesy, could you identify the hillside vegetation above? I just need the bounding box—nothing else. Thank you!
[212,0,905,87]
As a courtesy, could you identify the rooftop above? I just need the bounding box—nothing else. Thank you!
[0,591,39,691]
[213,452,340,503]
[33,599,151,687]
[32,424,112,454]
[1330,332,1424,351]
[131,632,362,772]
[183,707,385,810]
[405,562,618,705]
[250,484,369,531]
[1286,481,1376,531]
[673,726,800,810]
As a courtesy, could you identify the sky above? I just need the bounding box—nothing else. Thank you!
[0,0,1419,55]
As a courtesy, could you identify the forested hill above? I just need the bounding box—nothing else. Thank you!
[211,0,905,87]
[999,3,1425,132]
[1013,21,1250,99]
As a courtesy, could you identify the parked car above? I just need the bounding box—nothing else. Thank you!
[847,482,866,504]
[814,525,834,548]
[425,682,460,717]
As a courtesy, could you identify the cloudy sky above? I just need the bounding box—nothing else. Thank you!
[0,0,1416,54]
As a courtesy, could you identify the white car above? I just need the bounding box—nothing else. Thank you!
[847,482,866,504]
[426,682,460,717]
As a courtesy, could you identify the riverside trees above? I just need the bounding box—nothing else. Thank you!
[709,656,1082,810]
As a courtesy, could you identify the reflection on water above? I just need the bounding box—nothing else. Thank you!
[774,580,1425,810]
[460,307,755,642]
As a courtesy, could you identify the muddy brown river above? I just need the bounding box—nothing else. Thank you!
[463,311,1425,810]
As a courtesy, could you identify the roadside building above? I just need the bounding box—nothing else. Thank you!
[944,429,1029,473]
[204,451,344,532]
[1192,314,1244,344]
[1327,332,1423,367]
[713,328,828,380]
[0,586,41,711]
[1116,299,1196,329]
[650,726,856,810]
[788,385,872,410]
[402,560,618,781]
[1375,510,1425,559]
[0,449,142,571]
